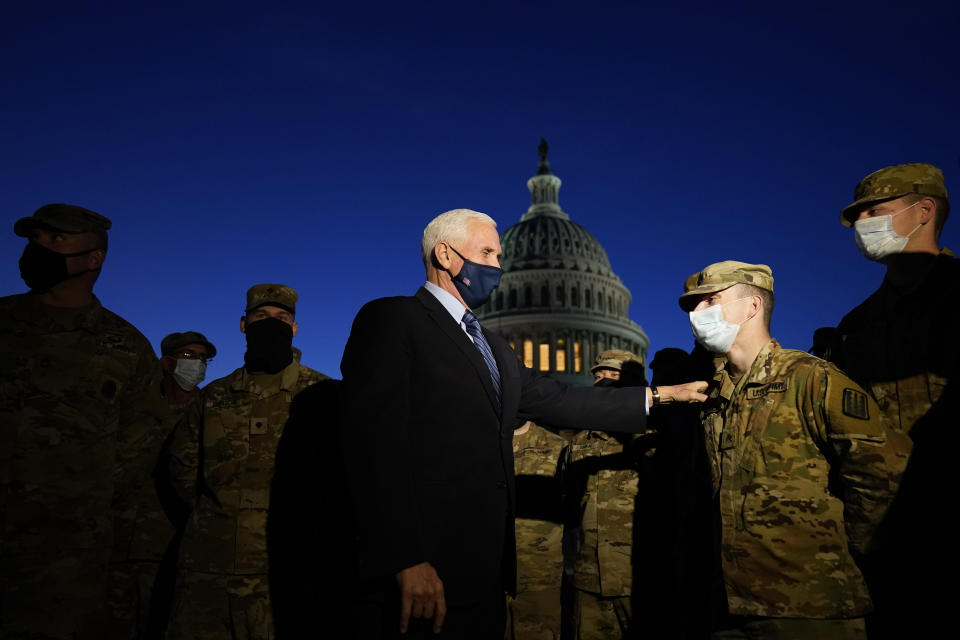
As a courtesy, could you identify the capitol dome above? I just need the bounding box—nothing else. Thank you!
[476,140,649,384]
[499,216,614,276]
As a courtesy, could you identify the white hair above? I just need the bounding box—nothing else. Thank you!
[421,209,497,269]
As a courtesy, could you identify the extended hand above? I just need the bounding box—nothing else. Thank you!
[396,562,446,634]
[651,381,709,404]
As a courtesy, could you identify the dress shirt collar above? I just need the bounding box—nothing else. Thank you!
[423,281,468,328]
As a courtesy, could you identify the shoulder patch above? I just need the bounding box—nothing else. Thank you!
[842,388,870,420]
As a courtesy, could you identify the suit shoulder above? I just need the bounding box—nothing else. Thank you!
[356,295,419,315]
[351,295,423,330]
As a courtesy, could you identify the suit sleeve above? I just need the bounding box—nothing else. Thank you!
[340,300,426,582]
[512,359,648,433]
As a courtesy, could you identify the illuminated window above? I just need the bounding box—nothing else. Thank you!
[556,339,566,371]
[574,341,582,373]
[539,343,550,371]
[523,340,533,368]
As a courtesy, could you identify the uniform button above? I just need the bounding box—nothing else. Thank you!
[495,481,506,489]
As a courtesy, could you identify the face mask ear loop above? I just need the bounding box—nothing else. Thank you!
[740,296,762,327]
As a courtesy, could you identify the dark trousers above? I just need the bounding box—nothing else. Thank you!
[351,589,506,640]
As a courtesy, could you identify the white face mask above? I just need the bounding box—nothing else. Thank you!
[853,200,922,262]
[172,358,206,391]
[689,296,753,354]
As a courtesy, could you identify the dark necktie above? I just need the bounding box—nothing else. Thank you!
[462,310,502,408]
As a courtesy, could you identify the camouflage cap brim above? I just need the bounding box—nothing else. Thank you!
[678,260,773,311]
[840,162,948,227]
[14,203,112,237]
[245,283,299,314]
[14,216,89,237]
[160,331,218,358]
[839,194,905,227]
[678,283,736,311]
[590,360,623,373]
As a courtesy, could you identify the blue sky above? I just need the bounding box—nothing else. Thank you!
[2,1,958,381]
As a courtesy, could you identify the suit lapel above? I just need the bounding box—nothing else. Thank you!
[415,288,500,414]
[486,329,518,431]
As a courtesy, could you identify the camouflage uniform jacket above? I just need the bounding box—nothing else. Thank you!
[702,340,911,618]
[566,429,644,596]
[0,294,167,620]
[167,351,328,575]
[835,249,958,434]
[513,423,568,592]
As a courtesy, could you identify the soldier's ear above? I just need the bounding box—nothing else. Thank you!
[88,248,106,270]
[159,355,176,373]
[239,316,247,333]
[291,321,298,338]
[917,197,936,225]
[747,294,763,321]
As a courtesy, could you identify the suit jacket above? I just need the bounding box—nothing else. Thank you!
[339,287,648,604]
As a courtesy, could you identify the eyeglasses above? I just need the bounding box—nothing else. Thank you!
[171,350,211,363]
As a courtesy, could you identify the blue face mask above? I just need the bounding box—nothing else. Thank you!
[449,246,502,308]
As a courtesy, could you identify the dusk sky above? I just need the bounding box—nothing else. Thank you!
[2,1,958,382]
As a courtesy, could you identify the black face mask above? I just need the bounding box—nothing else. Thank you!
[244,316,294,374]
[18,241,99,292]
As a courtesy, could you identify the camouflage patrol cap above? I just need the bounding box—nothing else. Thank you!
[840,162,948,226]
[245,283,298,314]
[678,261,774,311]
[14,203,112,237]
[590,349,643,373]
[160,331,217,358]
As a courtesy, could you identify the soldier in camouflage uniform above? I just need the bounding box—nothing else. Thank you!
[829,163,956,637]
[507,420,569,640]
[564,349,647,640]
[160,331,217,406]
[129,331,219,638]
[0,204,169,639]
[165,284,329,640]
[678,261,912,639]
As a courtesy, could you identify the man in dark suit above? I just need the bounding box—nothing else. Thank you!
[340,209,707,639]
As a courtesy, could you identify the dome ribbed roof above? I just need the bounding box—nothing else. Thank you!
[500,216,614,275]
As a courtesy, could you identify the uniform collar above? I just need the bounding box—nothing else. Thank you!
[717,339,781,399]
[736,339,781,391]
[230,348,302,394]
